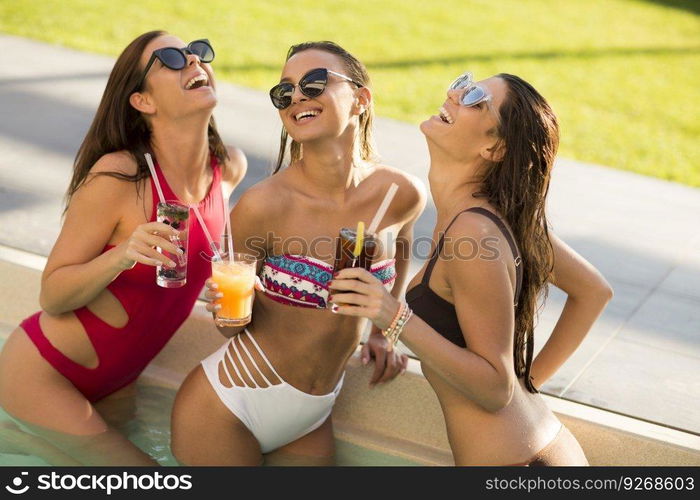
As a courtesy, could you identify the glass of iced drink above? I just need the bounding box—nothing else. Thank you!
[333,227,377,275]
[211,253,257,327]
[156,200,190,288]
[329,226,377,309]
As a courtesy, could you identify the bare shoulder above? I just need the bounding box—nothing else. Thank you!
[370,164,428,222]
[74,151,139,204]
[89,150,138,176]
[231,171,288,219]
[222,145,248,186]
[447,209,504,242]
[442,210,511,286]
[61,152,139,242]
[443,212,511,276]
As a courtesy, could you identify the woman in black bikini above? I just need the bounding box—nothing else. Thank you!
[330,72,613,465]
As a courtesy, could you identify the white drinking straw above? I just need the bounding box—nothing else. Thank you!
[221,185,234,262]
[367,183,399,235]
[146,153,187,265]
[144,153,166,205]
[192,205,222,262]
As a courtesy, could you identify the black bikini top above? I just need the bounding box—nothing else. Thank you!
[405,207,523,348]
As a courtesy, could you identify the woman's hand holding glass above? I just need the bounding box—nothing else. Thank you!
[204,275,265,315]
[328,267,401,330]
[114,222,182,271]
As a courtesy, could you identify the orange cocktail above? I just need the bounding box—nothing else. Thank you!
[211,254,256,327]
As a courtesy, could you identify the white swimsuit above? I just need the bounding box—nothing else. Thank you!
[201,329,344,454]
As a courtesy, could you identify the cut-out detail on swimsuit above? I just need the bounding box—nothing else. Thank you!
[217,331,283,389]
[41,280,134,371]
[86,289,129,329]
[222,338,253,387]
[200,329,346,454]
[38,313,100,370]
[260,254,397,309]
[406,207,523,348]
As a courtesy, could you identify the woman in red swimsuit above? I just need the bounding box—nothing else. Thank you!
[0,31,246,464]
[331,73,613,465]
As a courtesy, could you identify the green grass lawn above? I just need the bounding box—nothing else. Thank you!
[1,0,698,186]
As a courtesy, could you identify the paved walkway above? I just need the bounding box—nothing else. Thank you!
[1,34,698,434]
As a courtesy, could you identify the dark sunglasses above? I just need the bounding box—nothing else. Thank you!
[448,72,491,107]
[269,67,363,110]
[137,39,215,90]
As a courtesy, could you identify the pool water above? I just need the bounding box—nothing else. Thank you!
[0,383,179,467]
[0,348,417,466]
[132,383,419,466]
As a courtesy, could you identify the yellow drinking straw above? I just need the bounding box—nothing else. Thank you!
[353,221,365,258]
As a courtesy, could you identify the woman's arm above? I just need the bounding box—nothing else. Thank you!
[40,154,180,315]
[390,177,427,299]
[363,174,427,385]
[221,145,248,196]
[529,232,613,388]
[399,213,518,411]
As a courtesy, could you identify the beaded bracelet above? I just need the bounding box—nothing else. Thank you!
[383,304,413,347]
[386,308,411,347]
[392,307,413,346]
[383,302,406,337]
[383,303,404,337]
[394,309,413,345]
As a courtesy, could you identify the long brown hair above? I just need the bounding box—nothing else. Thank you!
[477,74,559,393]
[65,30,228,211]
[273,41,375,174]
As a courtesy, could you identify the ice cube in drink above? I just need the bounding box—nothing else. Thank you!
[329,227,377,308]
[156,201,190,288]
[333,227,377,274]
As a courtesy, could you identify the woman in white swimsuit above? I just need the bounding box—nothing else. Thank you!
[171,41,426,465]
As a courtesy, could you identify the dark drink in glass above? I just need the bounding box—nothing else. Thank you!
[330,227,376,308]
[333,227,377,273]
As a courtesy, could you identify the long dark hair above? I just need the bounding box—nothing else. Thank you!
[65,30,228,211]
[273,41,375,174]
[477,74,559,393]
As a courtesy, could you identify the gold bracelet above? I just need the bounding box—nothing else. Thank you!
[383,302,405,338]
[385,304,406,340]
[388,306,412,347]
[396,308,413,344]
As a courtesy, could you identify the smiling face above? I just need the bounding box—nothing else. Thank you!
[135,34,217,118]
[421,76,507,165]
[277,49,367,145]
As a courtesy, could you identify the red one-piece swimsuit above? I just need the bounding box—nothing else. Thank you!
[20,155,224,402]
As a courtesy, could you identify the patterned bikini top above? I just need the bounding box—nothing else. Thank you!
[260,254,397,309]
